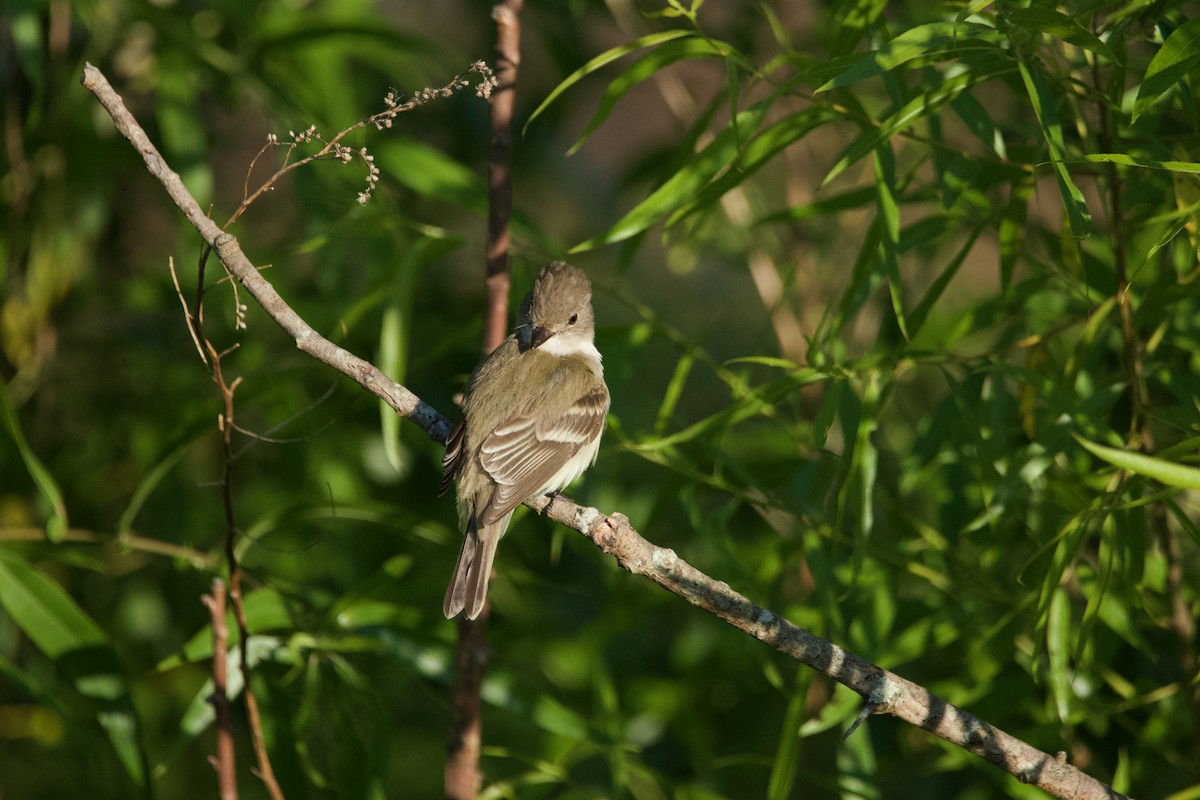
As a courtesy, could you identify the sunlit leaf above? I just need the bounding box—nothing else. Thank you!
[525,30,696,134]
[1133,16,1200,121]
[1,385,68,541]
[817,21,1004,92]
[1017,58,1092,236]
[1075,436,1200,489]
[1005,7,1118,63]
[571,99,771,251]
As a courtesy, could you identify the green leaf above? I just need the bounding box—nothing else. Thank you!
[817,21,1005,92]
[0,549,146,787]
[571,99,772,251]
[380,138,483,206]
[766,669,812,800]
[1005,7,1119,64]
[1133,16,1200,122]
[157,587,295,669]
[753,186,876,226]
[1083,153,1200,174]
[655,352,694,436]
[635,368,824,451]
[664,106,834,230]
[999,173,1035,287]
[908,225,983,338]
[524,30,696,135]
[0,549,104,656]
[1,384,68,541]
[1047,586,1073,722]
[822,218,884,341]
[948,91,1008,159]
[1017,58,1092,237]
[823,63,1011,186]
[1075,435,1200,489]
[567,38,737,156]
[874,144,907,340]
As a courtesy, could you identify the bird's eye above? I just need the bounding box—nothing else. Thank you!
[568,314,578,325]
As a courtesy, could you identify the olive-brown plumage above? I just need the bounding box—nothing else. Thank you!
[441,262,609,619]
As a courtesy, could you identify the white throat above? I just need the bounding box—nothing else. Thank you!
[539,332,603,368]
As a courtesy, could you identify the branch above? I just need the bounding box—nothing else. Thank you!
[204,579,237,800]
[447,3,524,797]
[81,63,1130,800]
[80,64,451,448]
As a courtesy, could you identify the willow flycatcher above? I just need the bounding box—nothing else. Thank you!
[440,262,609,620]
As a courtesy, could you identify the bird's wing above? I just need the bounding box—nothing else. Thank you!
[439,418,467,496]
[477,385,608,524]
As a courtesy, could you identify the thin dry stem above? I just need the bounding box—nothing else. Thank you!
[204,579,237,800]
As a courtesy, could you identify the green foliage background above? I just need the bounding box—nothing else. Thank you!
[3,0,1200,797]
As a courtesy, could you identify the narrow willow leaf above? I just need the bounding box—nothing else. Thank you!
[1006,7,1119,63]
[636,369,823,451]
[817,21,1004,92]
[956,0,996,23]
[908,225,983,338]
[1165,497,1200,548]
[380,138,483,206]
[1076,515,1116,664]
[1047,587,1073,722]
[380,237,451,471]
[1017,58,1092,237]
[811,380,844,451]
[825,218,884,341]
[949,91,1007,159]
[723,356,803,368]
[766,669,812,800]
[157,588,294,668]
[567,37,738,156]
[655,353,694,436]
[0,385,68,541]
[117,432,202,537]
[0,550,146,786]
[823,63,1012,186]
[835,372,882,587]
[1076,435,1200,489]
[571,100,771,251]
[999,173,1035,287]
[525,30,696,134]
[1133,15,1200,122]
[0,550,105,656]
[827,0,889,57]
[753,186,876,226]
[664,106,835,230]
[874,144,907,340]
[1084,153,1200,174]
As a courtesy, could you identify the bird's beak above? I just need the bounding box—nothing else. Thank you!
[531,325,553,348]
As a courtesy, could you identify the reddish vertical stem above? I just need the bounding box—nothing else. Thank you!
[483,0,523,353]
[446,4,524,799]
[205,578,237,800]
[212,352,284,800]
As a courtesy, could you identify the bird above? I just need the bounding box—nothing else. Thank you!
[440,261,610,620]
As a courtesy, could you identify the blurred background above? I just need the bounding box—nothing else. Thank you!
[2,0,1199,797]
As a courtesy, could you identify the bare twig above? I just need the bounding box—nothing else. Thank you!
[81,64,450,445]
[82,63,1129,800]
[204,579,237,800]
[207,341,284,800]
[228,64,496,227]
[0,526,218,570]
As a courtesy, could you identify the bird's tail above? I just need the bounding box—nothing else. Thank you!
[443,519,501,620]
